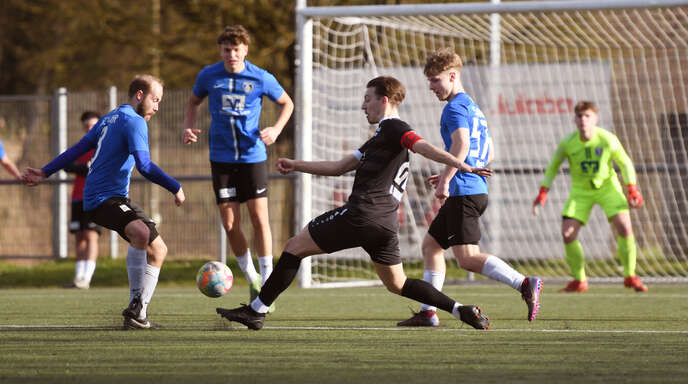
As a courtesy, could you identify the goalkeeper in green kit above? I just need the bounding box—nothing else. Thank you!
[532,101,647,292]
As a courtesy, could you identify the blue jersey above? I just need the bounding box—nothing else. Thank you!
[440,93,491,196]
[0,140,5,159]
[193,60,285,163]
[82,104,150,210]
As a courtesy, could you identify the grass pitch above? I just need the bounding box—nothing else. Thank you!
[1,283,688,383]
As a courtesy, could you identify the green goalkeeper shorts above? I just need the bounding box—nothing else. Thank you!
[562,179,629,225]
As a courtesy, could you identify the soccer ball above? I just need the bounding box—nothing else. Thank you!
[196,261,234,298]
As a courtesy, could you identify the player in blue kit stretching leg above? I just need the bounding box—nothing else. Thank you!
[23,74,185,329]
[183,25,293,311]
[397,49,542,327]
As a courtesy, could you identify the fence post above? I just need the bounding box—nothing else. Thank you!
[108,86,119,259]
[51,88,69,259]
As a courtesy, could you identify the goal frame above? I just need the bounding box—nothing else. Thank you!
[294,0,688,288]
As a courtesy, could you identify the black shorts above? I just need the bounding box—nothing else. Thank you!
[86,197,159,245]
[211,161,268,204]
[308,205,401,265]
[427,194,488,249]
[69,201,101,234]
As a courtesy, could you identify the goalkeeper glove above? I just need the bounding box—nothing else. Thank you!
[533,186,549,206]
[627,184,643,208]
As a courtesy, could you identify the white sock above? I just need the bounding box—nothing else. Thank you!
[74,260,86,281]
[481,255,525,291]
[140,264,160,320]
[258,255,274,286]
[83,260,96,284]
[451,302,464,320]
[236,249,259,284]
[420,270,445,313]
[126,246,147,302]
[250,296,270,314]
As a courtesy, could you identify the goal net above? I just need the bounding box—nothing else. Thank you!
[295,0,688,287]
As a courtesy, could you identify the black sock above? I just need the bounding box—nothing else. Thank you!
[257,252,301,306]
[400,278,455,313]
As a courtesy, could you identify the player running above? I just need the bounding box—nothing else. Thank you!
[183,25,294,311]
[216,76,492,331]
[532,100,647,293]
[23,75,185,328]
[398,48,542,328]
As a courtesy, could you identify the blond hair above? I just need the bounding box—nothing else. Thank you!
[423,48,463,77]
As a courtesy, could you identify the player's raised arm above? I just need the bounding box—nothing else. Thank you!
[23,134,97,186]
[411,139,492,177]
[276,154,359,177]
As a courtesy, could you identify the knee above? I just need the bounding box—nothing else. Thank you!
[561,228,577,244]
[127,225,150,249]
[385,280,404,295]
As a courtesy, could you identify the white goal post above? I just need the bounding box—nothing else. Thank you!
[295,0,688,288]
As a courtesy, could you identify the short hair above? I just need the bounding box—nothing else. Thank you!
[80,111,100,122]
[366,76,406,106]
[574,101,599,115]
[424,48,463,77]
[217,25,251,46]
[127,74,164,98]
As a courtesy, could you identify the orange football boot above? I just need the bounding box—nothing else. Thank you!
[559,279,588,293]
[624,276,648,292]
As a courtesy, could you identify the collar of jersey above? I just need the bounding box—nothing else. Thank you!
[378,115,400,124]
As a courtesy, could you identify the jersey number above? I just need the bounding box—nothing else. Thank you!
[469,117,489,167]
[88,126,108,175]
[389,161,409,202]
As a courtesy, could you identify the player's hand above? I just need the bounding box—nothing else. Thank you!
[174,187,185,206]
[532,186,549,216]
[21,167,46,186]
[627,184,643,208]
[276,158,295,174]
[260,126,280,146]
[471,167,493,177]
[183,128,201,144]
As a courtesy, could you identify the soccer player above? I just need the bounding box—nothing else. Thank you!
[216,76,492,331]
[22,74,186,329]
[0,138,21,180]
[532,101,647,293]
[398,49,543,327]
[183,25,294,309]
[62,111,102,290]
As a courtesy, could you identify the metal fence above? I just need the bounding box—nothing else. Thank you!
[0,88,295,262]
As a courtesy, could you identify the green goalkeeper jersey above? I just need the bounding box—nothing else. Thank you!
[541,126,636,191]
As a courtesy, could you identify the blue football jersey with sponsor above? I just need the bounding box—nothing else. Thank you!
[440,93,491,196]
[192,60,285,163]
[82,104,150,210]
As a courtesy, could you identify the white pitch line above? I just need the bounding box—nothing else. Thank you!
[1,324,687,334]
